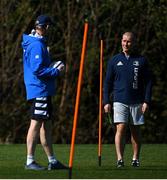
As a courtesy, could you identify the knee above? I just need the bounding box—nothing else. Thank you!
[27,121,42,138]
[41,140,48,147]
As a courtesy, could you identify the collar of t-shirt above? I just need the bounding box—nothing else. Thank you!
[125,54,130,60]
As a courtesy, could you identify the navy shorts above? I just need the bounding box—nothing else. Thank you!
[29,96,52,121]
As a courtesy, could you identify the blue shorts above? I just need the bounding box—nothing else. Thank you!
[113,102,144,125]
[29,96,52,121]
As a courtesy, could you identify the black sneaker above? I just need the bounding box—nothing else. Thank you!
[25,161,46,170]
[48,160,68,170]
[131,159,140,167]
[117,159,124,168]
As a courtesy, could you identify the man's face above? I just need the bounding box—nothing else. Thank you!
[121,34,134,54]
[36,24,50,36]
[40,25,50,35]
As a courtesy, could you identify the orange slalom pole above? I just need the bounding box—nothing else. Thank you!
[69,21,88,179]
[98,38,104,166]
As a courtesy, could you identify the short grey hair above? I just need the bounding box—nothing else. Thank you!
[122,32,136,42]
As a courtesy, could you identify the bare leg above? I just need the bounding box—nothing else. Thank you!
[27,119,42,156]
[130,125,141,160]
[40,120,68,170]
[115,123,126,160]
[40,120,54,156]
[26,119,46,170]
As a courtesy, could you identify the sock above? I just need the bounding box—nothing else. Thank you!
[27,155,34,165]
[48,155,57,163]
[133,158,139,161]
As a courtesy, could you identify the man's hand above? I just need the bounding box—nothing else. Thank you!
[141,102,149,113]
[50,61,65,72]
[57,63,65,72]
[104,104,111,113]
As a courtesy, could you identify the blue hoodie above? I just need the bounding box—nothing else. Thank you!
[22,34,59,100]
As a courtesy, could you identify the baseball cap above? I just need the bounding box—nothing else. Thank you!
[35,15,53,26]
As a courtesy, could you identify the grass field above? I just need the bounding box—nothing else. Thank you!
[0,144,167,179]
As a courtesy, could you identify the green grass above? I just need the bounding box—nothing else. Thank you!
[0,144,167,179]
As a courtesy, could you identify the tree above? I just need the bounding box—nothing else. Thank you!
[0,0,167,143]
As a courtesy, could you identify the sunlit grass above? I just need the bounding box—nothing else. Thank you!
[0,144,167,179]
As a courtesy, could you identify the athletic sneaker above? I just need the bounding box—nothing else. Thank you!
[117,159,124,168]
[48,160,68,170]
[131,159,140,167]
[25,161,46,170]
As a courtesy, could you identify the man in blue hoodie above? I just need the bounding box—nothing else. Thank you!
[104,32,152,168]
[22,15,67,170]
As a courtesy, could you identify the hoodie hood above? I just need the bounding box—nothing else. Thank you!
[21,34,45,51]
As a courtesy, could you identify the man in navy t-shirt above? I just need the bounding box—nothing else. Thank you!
[104,32,152,168]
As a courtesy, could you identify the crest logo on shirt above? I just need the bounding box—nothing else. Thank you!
[117,61,123,66]
[133,61,139,66]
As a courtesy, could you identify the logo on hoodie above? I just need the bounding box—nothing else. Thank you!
[35,55,39,59]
